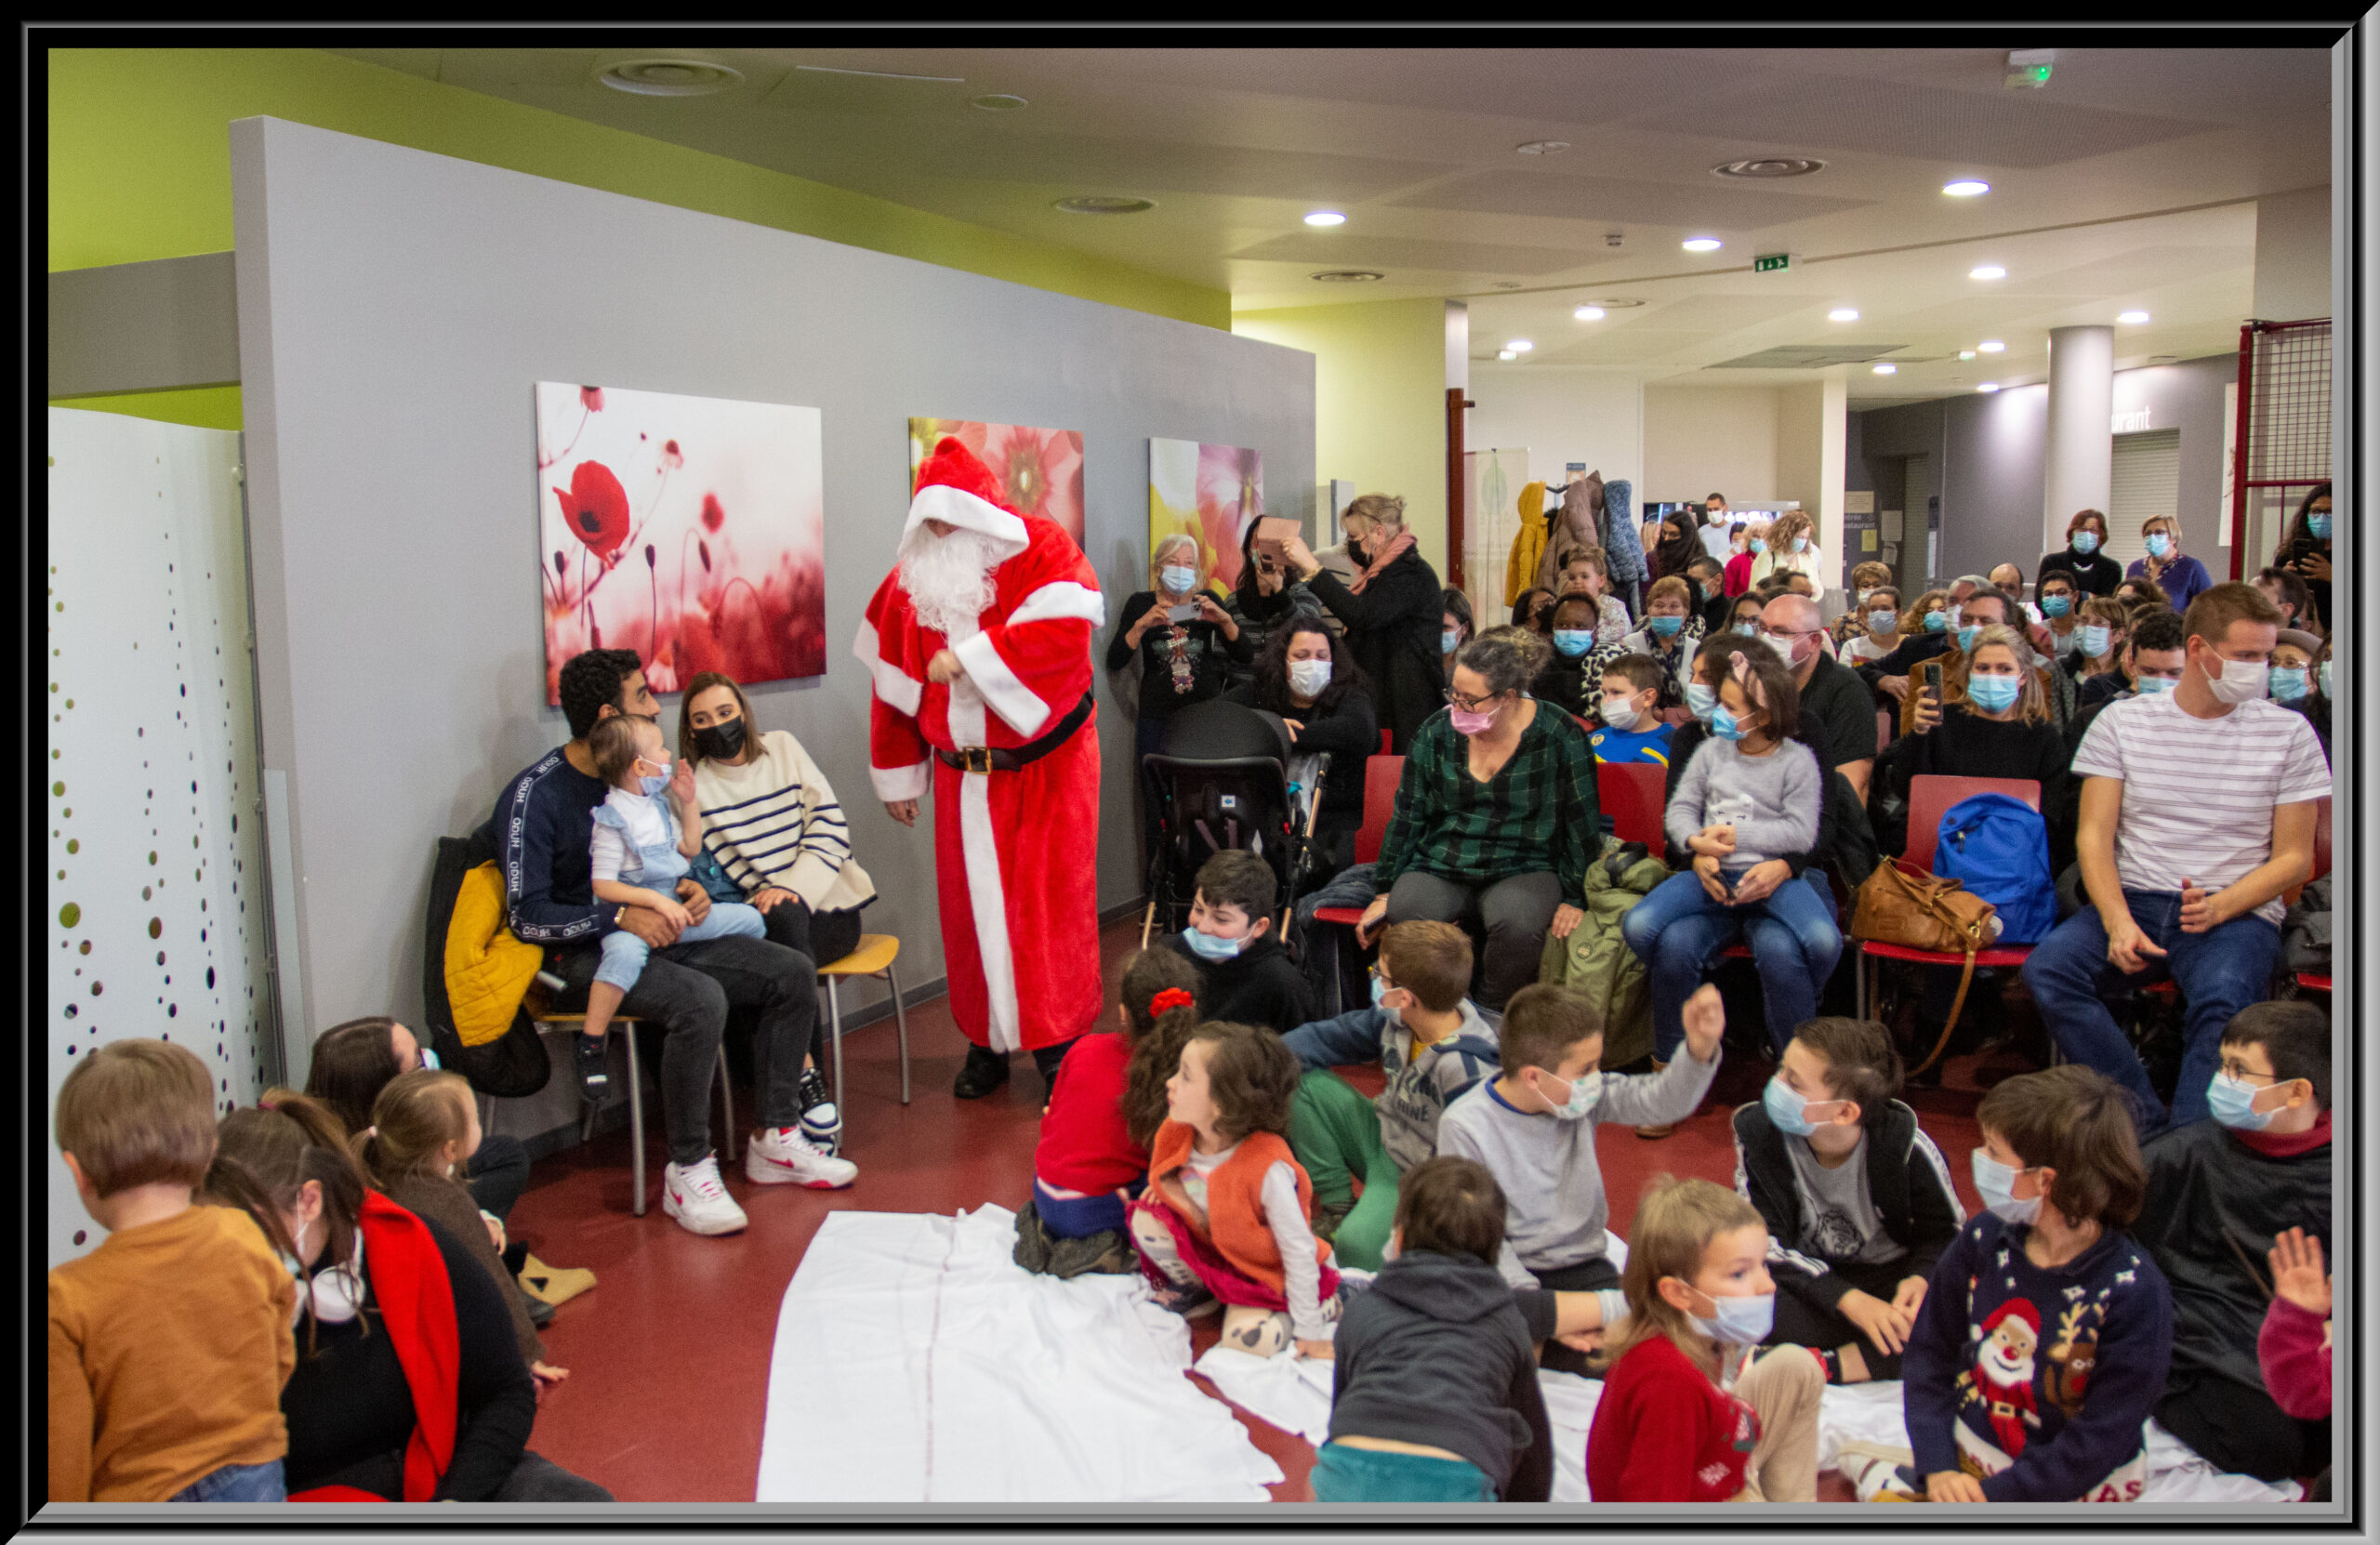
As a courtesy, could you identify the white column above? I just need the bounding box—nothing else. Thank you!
[2043,325,2114,552]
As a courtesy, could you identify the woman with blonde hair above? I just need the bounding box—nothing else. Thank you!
[1750,510,1826,589]
[2125,514,2212,610]
[1280,495,1447,752]
[1107,530,1256,846]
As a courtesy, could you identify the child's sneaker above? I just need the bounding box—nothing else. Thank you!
[795,1067,841,1155]
[661,1155,748,1236]
[746,1125,857,1189]
[575,1034,611,1106]
[1147,1278,1221,1319]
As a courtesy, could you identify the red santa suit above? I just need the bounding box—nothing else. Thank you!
[856,439,1106,1053]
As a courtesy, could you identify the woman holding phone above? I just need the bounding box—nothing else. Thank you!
[1108,533,1254,856]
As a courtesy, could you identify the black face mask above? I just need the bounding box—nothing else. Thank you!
[693,716,748,761]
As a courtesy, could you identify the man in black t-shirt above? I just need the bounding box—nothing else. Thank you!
[1762,593,1878,801]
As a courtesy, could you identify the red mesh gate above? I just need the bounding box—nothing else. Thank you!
[2229,318,2331,579]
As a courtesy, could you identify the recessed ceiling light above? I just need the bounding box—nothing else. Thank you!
[1959,350,1977,361]
[1978,339,2006,353]
[1505,339,1534,352]
[2117,310,2150,324]
[1871,363,1897,375]
[1303,210,1346,227]
[1970,264,2007,280]
[598,59,745,96]
[1497,350,1518,361]
[1052,195,1156,215]
[1311,270,1384,283]
[1828,308,1860,322]
[1943,179,1991,197]
[1515,140,1570,155]
[1574,306,1606,322]
[970,93,1028,112]
[1977,383,2001,393]
[1713,157,1827,178]
[1682,237,1724,253]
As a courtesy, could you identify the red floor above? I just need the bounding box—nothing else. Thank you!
[509,921,2004,1502]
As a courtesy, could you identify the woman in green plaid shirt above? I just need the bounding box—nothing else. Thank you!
[1355,629,1600,1010]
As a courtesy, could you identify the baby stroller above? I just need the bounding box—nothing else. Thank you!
[1139,698,1332,947]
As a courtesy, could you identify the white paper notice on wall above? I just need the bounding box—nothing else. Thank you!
[46,409,271,1271]
[1844,490,1876,516]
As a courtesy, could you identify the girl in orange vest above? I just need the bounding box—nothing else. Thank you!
[1128,1022,1343,1359]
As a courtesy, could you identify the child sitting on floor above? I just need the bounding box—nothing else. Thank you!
[1130,1022,1342,1359]
[1842,1064,2174,1504]
[2259,1227,2331,1501]
[1436,982,1723,1369]
[573,713,767,1101]
[1731,1017,1963,1384]
[49,1040,298,1502]
[1586,1177,1826,1503]
[1161,850,1316,1035]
[1280,920,1500,1270]
[1016,948,1206,1277]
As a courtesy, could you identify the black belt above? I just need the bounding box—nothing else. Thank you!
[936,692,1094,773]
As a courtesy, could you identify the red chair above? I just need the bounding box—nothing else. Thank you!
[1598,761,1668,850]
[1378,728,1393,757]
[1312,756,1405,931]
[1856,774,2043,1023]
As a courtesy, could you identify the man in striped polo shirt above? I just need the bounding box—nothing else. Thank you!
[2021,583,2330,1133]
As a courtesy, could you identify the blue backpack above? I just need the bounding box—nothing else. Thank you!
[1934,793,2055,944]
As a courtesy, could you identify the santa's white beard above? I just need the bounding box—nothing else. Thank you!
[900,525,1002,639]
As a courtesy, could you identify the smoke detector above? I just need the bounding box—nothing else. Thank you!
[598,59,744,96]
[1311,270,1385,283]
[1712,157,1827,178]
[1052,195,1157,215]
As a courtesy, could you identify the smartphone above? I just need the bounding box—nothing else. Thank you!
[1166,603,1201,624]
[1922,660,1943,696]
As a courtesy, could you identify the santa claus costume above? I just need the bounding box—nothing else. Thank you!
[857,438,1107,1095]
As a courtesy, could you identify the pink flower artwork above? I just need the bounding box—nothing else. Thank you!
[908,417,1085,545]
[536,382,824,706]
[1148,437,1264,598]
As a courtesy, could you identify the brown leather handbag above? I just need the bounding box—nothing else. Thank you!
[1849,858,2003,1076]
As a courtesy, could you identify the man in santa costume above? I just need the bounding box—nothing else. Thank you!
[857,437,1107,1098]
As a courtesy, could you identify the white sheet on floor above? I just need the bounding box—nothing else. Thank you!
[1193,1345,1336,1446]
[754,1206,1283,1502]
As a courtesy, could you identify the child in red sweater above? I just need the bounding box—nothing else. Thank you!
[1586,1177,1824,1502]
[1017,949,1205,1274]
[2259,1227,2330,1420]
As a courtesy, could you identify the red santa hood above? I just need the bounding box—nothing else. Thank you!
[1983,1300,2041,1339]
[906,436,1029,558]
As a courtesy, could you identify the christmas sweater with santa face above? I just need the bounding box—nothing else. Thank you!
[1900,1213,2173,1503]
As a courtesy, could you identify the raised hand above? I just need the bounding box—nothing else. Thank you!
[2268,1228,2331,1319]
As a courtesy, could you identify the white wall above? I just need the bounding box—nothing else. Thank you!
[1644,384,1780,508]
[1463,370,1645,496]
[227,118,1315,1077]
[2254,186,2333,323]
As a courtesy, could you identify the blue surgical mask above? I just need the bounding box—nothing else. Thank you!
[1648,614,1684,637]
[1531,1067,1602,1121]
[1686,682,1719,723]
[1553,628,1593,657]
[1734,621,1760,638]
[638,759,671,797]
[1369,972,1391,1008]
[1791,536,1809,554]
[2071,531,2100,555]
[1967,674,2022,712]
[1712,706,1747,742]
[1956,625,1981,652]
[2268,667,2308,703]
[1442,627,1463,654]
[2207,1072,2281,1131]
[1867,610,1898,634]
[2319,660,2334,698]
[1686,1287,1778,1346]
[2080,624,2111,657]
[2307,513,2333,539]
[1161,564,1197,594]
[2145,533,2172,559]
[1923,610,1948,633]
[1762,1076,1831,1138]
[1750,537,1767,555]
[1182,926,1244,962]
[417,1048,441,1072]
[2135,674,2176,695]
[2040,594,2071,618]
[1972,1150,2043,1227]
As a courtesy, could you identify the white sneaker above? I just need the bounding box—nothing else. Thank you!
[746,1125,858,1190]
[661,1156,748,1235]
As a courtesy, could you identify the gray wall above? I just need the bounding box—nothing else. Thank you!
[2110,353,2235,562]
[229,117,1315,1070]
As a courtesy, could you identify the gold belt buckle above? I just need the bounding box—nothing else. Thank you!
[959,746,995,774]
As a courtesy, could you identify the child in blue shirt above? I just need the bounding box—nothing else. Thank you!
[1590,655,1675,767]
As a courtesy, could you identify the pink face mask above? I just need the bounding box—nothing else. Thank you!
[1448,701,1501,735]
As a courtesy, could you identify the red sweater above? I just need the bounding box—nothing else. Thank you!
[1032,1034,1146,1195]
[2257,1296,2330,1421]
[1587,1334,1758,1503]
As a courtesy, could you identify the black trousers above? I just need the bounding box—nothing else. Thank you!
[1531,1255,1622,1377]
[1765,1257,1912,1380]
[2156,1374,2330,1483]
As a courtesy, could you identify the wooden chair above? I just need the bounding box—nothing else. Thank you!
[816,934,914,1118]
[523,988,736,1219]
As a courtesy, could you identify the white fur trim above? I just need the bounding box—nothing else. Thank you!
[870,760,931,802]
[944,680,1021,1052]
[906,482,1028,556]
[1007,580,1107,630]
[853,618,923,717]
[954,631,1050,738]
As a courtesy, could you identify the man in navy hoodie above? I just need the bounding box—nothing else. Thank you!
[487,650,853,1239]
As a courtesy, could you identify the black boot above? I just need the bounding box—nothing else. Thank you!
[953,1043,1011,1100]
[1031,1037,1080,1087]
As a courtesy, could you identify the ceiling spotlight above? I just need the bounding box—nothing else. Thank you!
[1978,339,2006,353]
[1682,237,1724,253]
[1303,210,1346,227]
[1713,157,1827,178]
[1505,339,1534,352]
[1574,305,1606,322]
[969,93,1028,112]
[1871,363,1898,375]
[1310,270,1384,283]
[1515,139,1571,155]
[1052,195,1156,215]
[1970,264,2006,280]
[1828,308,1860,322]
[599,59,745,96]
[1977,382,2002,393]
[1959,350,1977,361]
[1943,179,1991,197]
[2117,310,2150,324]
[1497,349,1518,361]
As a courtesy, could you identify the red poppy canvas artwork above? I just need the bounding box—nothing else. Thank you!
[907,417,1085,545]
[536,382,825,705]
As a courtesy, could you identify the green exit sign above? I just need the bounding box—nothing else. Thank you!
[1752,252,1793,274]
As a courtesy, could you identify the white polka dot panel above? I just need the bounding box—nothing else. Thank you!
[47,410,271,1269]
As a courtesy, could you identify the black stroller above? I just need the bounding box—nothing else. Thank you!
[1139,698,1332,947]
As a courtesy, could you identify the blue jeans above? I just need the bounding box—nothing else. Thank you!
[1623,869,1843,1058]
[594,901,765,992]
[2019,888,2281,1131]
[1032,1175,1139,1238]
[1311,1442,1495,1502]
[170,1459,285,1502]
